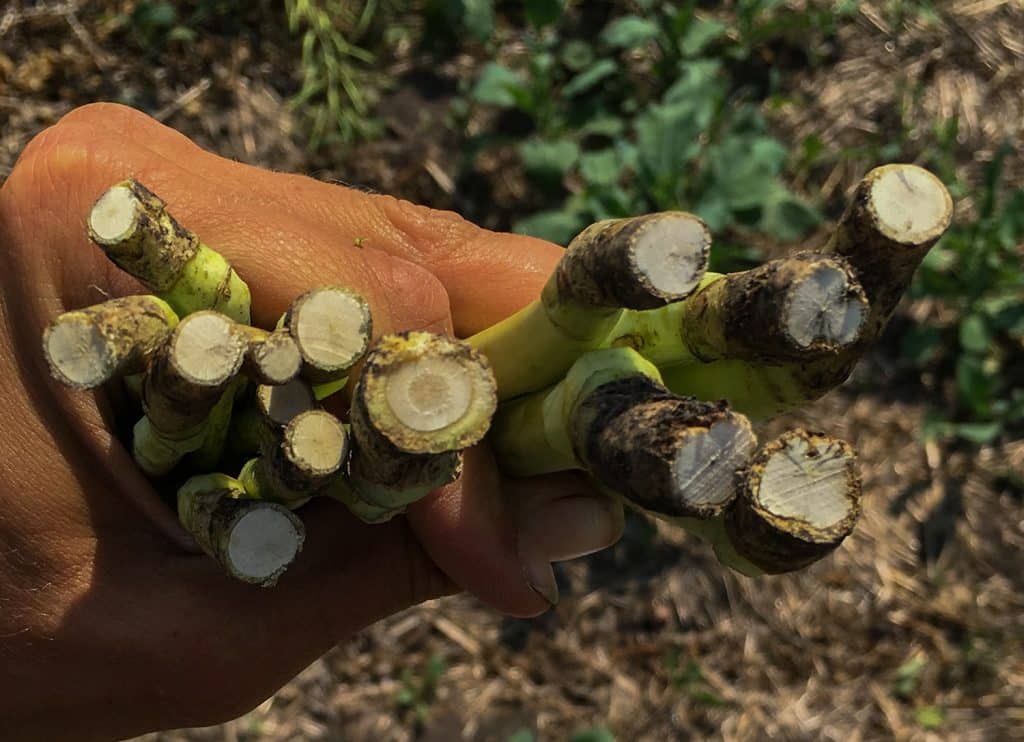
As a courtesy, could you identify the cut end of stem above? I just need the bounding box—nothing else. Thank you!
[670,415,757,512]
[783,261,867,351]
[257,378,317,427]
[250,329,302,385]
[88,183,140,244]
[172,311,245,387]
[630,212,711,302]
[44,316,112,389]
[282,409,348,479]
[288,286,372,381]
[226,505,305,585]
[726,430,862,574]
[868,164,953,246]
[360,332,497,454]
[573,375,757,519]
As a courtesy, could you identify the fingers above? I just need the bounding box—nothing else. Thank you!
[408,446,624,617]
[1,106,453,338]
[12,102,563,335]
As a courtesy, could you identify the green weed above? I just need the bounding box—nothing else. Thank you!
[395,653,446,724]
[905,142,1024,445]
[284,0,388,149]
[465,2,832,269]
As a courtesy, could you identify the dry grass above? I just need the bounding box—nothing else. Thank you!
[3,1,1022,740]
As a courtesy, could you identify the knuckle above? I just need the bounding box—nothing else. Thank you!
[376,194,482,260]
[371,256,452,335]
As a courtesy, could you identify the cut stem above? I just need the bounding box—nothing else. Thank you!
[660,165,953,419]
[134,311,246,475]
[724,430,862,574]
[43,295,178,389]
[356,331,496,454]
[491,347,757,518]
[235,326,302,386]
[239,409,349,506]
[177,473,305,587]
[470,212,710,400]
[88,179,251,323]
[283,286,372,384]
[345,332,489,508]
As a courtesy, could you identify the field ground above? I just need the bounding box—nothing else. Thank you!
[2,1,1022,740]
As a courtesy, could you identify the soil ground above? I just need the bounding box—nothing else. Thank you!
[2,1,1022,740]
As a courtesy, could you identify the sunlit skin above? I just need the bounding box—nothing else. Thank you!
[0,103,624,740]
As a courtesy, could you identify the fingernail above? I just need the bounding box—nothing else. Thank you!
[518,495,624,606]
[521,559,559,607]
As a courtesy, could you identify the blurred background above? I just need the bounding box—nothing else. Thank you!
[2,1,1022,739]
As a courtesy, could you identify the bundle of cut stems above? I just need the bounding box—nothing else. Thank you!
[40,165,950,585]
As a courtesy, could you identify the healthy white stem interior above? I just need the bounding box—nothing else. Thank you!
[384,357,474,432]
[174,313,243,385]
[259,379,315,425]
[671,418,756,507]
[633,215,709,298]
[256,334,302,384]
[785,265,865,347]
[871,165,951,243]
[294,289,368,369]
[287,411,346,473]
[758,437,853,530]
[89,184,139,243]
[228,507,301,581]
[46,318,112,388]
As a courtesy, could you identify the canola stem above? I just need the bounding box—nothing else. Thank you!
[87,179,251,323]
[177,473,305,587]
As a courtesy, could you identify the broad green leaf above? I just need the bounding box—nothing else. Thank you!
[472,63,527,107]
[759,190,821,242]
[579,113,625,138]
[679,18,727,57]
[519,138,579,178]
[562,40,595,71]
[579,149,621,187]
[507,730,535,742]
[601,15,661,49]
[953,422,1001,444]
[524,0,565,28]
[956,355,993,414]
[563,59,619,97]
[958,314,991,354]
[462,0,495,41]
[663,59,723,104]
[514,210,587,244]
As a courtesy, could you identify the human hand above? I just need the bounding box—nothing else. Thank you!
[0,103,624,739]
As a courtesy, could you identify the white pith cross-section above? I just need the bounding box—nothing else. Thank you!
[385,357,474,432]
[759,437,852,530]
[295,289,367,369]
[228,508,301,580]
[287,412,346,473]
[633,215,709,298]
[785,265,865,347]
[174,313,242,384]
[46,318,111,387]
[872,166,951,243]
[671,419,756,506]
[89,185,139,242]
[261,378,315,425]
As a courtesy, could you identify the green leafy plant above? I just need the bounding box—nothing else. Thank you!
[285,0,387,148]
[905,142,1024,445]
[394,653,446,724]
[465,2,826,270]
